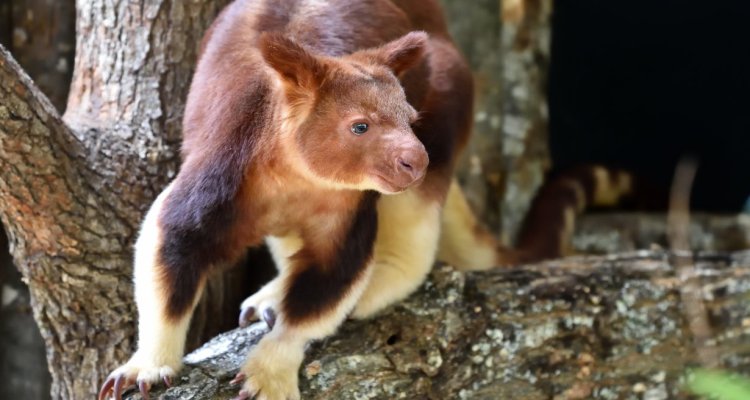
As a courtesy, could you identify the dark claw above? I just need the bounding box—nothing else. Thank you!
[239,306,256,328]
[232,389,252,400]
[163,376,172,388]
[113,374,128,400]
[138,381,150,400]
[262,308,276,329]
[99,376,115,400]
[230,372,246,385]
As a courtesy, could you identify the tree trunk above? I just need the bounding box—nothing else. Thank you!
[0,1,236,398]
[126,249,750,400]
[498,0,553,243]
[440,0,555,239]
[440,0,505,230]
[0,2,75,398]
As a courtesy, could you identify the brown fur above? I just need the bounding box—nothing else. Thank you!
[516,165,635,261]
[100,2,643,399]
[101,1,477,399]
[156,0,454,320]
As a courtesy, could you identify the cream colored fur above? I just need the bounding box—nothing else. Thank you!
[240,330,305,400]
[265,234,303,271]
[436,179,498,271]
[240,219,378,399]
[238,235,303,324]
[351,189,442,318]
[592,166,633,206]
[240,259,374,399]
[240,276,284,322]
[111,183,203,384]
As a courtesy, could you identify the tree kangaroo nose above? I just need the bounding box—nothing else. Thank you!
[395,148,428,180]
[398,157,414,172]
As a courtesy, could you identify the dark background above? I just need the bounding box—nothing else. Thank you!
[549,0,750,212]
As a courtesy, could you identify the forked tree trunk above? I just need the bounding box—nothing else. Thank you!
[497,0,553,243]
[0,1,233,398]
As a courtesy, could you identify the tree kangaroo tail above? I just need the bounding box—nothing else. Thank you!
[437,179,521,270]
[514,165,634,262]
[437,165,635,269]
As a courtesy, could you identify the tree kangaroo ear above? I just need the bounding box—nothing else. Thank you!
[259,33,327,93]
[369,31,428,76]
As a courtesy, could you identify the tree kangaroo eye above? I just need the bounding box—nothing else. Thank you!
[351,122,369,135]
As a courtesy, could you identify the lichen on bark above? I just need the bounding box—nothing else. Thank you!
[126,249,750,400]
[498,0,553,244]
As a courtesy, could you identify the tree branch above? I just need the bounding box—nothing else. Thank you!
[0,44,89,258]
[0,43,142,399]
[130,251,750,400]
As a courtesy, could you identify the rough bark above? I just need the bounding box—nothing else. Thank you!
[1,42,131,399]
[0,1,240,398]
[498,0,553,243]
[441,0,505,230]
[441,0,554,238]
[63,0,232,223]
[124,249,750,400]
[574,213,750,255]
[0,2,74,397]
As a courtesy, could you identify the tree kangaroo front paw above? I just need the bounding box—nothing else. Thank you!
[233,334,304,400]
[99,352,180,400]
[238,277,284,329]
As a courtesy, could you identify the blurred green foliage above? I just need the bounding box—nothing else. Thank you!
[687,369,750,400]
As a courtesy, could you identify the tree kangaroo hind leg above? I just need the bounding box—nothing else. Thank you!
[236,194,378,400]
[351,189,442,319]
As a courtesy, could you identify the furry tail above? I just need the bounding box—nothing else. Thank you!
[515,165,633,261]
[437,165,635,269]
[437,179,520,270]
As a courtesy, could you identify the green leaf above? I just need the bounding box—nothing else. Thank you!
[687,369,750,400]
